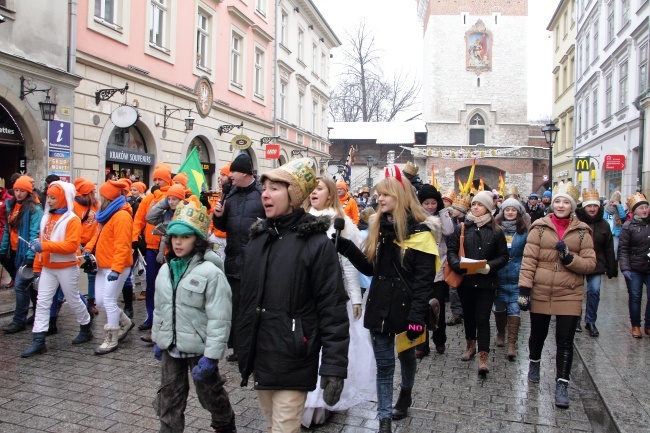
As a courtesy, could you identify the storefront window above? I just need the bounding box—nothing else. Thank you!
[108,126,146,152]
[106,126,149,183]
[189,136,209,162]
[604,169,622,195]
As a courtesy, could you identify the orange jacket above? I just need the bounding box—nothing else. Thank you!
[132,188,167,249]
[85,205,134,273]
[34,213,81,272]
[73,200,98,246]
[339,193,360,225]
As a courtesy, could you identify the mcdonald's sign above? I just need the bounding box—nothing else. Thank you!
[575,157,590,172]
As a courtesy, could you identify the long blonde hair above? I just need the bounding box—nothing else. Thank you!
[302,177,345,219]
[363,177,429,263]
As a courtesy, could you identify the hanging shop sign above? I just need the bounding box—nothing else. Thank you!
[106,148,155,166]
[575,157,590,172]
[603,155,626,171]
[48,120,72,182]
[231,134,252,150]
[195,76,213,118]
[110,105,139,129]
[265,144,280,159]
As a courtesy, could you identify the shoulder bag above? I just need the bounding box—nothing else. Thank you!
[443,223,465,288]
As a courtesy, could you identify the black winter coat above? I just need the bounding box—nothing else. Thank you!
[236,210,349,390]
[575,207,616,276]
[618,216,650,273]
[447,220,509,289]
[213,179,265,279]
[524,203,545,223]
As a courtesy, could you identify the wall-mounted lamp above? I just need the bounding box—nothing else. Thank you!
[308,24,314,30]
[95,83,129,105]
[163,105,195,131]
[291,149,304,158]
[217,121,243,135]
[319,37,324,42]
[19,76,57,122]
[293,6,299,12]
[260,135,281,147]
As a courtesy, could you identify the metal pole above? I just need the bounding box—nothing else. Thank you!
[549,143,553,190]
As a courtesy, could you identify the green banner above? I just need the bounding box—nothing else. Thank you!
[178,147,208,196]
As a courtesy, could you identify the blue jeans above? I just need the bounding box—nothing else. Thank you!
[624,271,650,328]
[494,285,520,316]
[370,331,416,420]
[585,274,602,325]
[144,249,162,325]
[11,272,34,327]
[87,272,96,300]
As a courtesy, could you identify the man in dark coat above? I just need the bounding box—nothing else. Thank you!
[213,152,265,362]
[524,193,545,223]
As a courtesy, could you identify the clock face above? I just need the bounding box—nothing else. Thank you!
[194,77,213,118]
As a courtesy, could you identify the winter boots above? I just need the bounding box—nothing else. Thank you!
[117,311,135,342]
[494,311,507,347]
[72,323,93,344]
[378,418,392,433]
[47,317,58,335]
[460,339,476,361]
[94,324,120,355]
[507,316,520,360]
[21,332,47,358]
[555,379,570,408]
[528,360,541,383]
[87,298,99,315]
[478,351,489,376]
[391,387,412,420]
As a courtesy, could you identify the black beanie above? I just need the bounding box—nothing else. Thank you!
[45,174,60,184]
[230,153,253,175]
[418,184,444,210]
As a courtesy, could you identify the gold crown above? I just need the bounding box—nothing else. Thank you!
[581,189,600,204]
[552,181,580,202]
[627,192,649,211]
[442,189,457,202]
[452,194,471,211]
[171,201,210,237]
[503,185,519,197]
[403,161,419,176]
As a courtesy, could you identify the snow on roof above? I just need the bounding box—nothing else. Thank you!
[329,121,426,144]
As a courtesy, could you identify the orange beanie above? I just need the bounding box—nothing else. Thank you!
[220,163,231,176]
[122,178,132,189]
[74,178,94,196]
[336,179,348,192]
[173,173,188,187]
[99,179,129,200]
[132,181,147,193]
[166,183,186,200]
[13,175,34,193]
[152,165,173,186]
[46,183,66,209]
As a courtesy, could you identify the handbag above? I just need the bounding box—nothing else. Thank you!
[443,223,465,288]
[425,298,440,331]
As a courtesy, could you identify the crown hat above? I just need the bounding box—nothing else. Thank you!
[581,189,601,207]
[627,192,649,212]
[260,158,317,208]
[442,189,457,204]
[167,201,210,239]
[451,194,471,213]
[552,181,580,210]
[403,161,419,177]
[503,185,519,198]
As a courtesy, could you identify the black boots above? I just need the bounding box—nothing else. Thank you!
[21,332,47,357]
[72,323,93,344]
[555,379,570,408]
[391,387,412,420]
[47,317,58,336]
[378,418,392,433]
[528,360,541,382]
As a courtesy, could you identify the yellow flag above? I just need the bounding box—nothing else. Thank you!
[462,159,476,195]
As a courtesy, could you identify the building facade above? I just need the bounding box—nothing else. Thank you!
[574,0,649,198]
[547,0,576,187]
[416,0,550,197]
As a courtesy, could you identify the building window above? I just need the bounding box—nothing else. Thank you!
[555,73,560,98]
[592,88,598,125]
[321,53,327,79]
[593,20,599,57]
[312,43,318,73]
[298,92,304,127]
[280,10,288,46]
[95,0,116,24]
[297,29,304,61]
[570,56,575,83]
[605,73,613,117]
[621,0,630,27]
[607,1,615,44]
[563,64,568,90]
[230,31,243,86]
[321,106,327,137]
[605,169,622,193]
[255,0,266,17]
[577,102,582,135]
[619,61,628,109]
[312,101,318,134]
[563,11,568,37]
[585,96,590,130]
[149,0,167,50]
[196,12,210,70]
[640,43,648,93]
[280,82,286,120]
[468,113,486,145]
[254,48,264,98]
[585,32,590,67]
[555,26,559,49]
[576,43,582,77]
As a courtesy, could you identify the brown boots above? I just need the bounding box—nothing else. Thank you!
[460,339,476,361]
[494,311,507,347]
[478,351,489,375]
[507,316,520,360]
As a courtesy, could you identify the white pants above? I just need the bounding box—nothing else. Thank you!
[34,266,90,333]
[257,389,308,433]
[95,268,130,327]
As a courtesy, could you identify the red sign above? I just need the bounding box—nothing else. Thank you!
[265,144,280,159]
[603,155,626,171]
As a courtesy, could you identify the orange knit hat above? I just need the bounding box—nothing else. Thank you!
[99,179,130,200]
[46,183,66,209]
[132,181,147,193]
[13,175,34,193]
[152,165,173,186]
[220,162,231,176]
[336,179,348,192]
[74,178,94,196]
[166,183,186,200]
[173,172,188,187]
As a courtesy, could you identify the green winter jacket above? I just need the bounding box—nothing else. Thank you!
[152,249,232,360]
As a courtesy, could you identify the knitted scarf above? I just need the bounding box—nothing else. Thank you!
[96,195,126,224]
[465,212,492,227]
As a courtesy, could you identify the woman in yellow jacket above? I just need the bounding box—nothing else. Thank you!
[84,179,134,355]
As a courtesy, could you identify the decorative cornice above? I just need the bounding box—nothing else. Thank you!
[227,5,254,27]
[252,24,274,44]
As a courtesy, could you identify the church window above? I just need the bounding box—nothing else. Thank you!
[468,114,486,146]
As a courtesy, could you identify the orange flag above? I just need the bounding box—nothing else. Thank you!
[478,176,485,191]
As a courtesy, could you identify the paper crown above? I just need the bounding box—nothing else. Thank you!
[627,192,649,211]
[452,194,471,212]
[170,200,210,238]
[503,185,519,197]
[261,158,316,208]
[581,189,600,206]
[442,189,457,203]
[403,161,419,176]
[552,181,580,202]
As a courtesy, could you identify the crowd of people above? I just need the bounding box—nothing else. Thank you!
[0,157,648,433]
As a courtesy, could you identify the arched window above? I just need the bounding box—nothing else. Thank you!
[468,113,486,145]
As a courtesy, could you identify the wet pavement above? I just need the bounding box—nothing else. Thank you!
[0,273,643,432]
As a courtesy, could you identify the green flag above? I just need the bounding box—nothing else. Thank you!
[178,147,207,196]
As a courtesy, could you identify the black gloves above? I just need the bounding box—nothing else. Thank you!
[320,376,344,406]
[517,287,531,311]
[555,241,573,265]
[330,232,354,256]
[607,269,618,279]
[24,258,34,268]
[406,322,425,341]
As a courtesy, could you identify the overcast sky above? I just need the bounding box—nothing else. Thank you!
[314,0,558,122]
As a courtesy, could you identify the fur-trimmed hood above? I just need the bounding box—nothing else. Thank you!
[249,210,332,240]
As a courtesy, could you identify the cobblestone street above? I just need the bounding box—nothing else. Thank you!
[0,274,644,432]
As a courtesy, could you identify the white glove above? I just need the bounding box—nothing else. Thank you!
[352,304,362,320]
[476,264,490,275]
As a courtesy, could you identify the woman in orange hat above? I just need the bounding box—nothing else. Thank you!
[83,179,134,354]
[0,176,44,334]
[73,178,100,315]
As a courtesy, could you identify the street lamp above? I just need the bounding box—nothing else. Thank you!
[366,155,375,187]
[542,122,560,189]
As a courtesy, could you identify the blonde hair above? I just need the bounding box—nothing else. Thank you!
[363,177,429,264]
[303,177,345,219]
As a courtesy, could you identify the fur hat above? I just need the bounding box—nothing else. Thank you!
[152,165,173,186]
[418,184,444,212]
[552,181,580,211]
[582,189,601,207]
[500,198,525,215]
[442,189,457,205]
[99,179,130,200]
[627,192,649,212]
[13,175,34,193]
[74,178,95,196]
[230,153,253,175]
[166,184,186,200]
[173,173,188,187]
[261,158,316,209]
[167,201,210,239]
[336,179,348,192]
[452,194,471,213]
[402,161,419,177]
[472,190,495,212]
[132,181,147,193]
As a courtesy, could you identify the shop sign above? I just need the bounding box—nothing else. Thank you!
[19,156,26,174]
[0,102,24,144]
[48,121,71,182]
[265,144,280,159]
[106,148,155,166]
[195,77,213,118]
[110,105,139,129]
[575,157,590,172]
[231,134,252,150]
[604,155,626,171]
